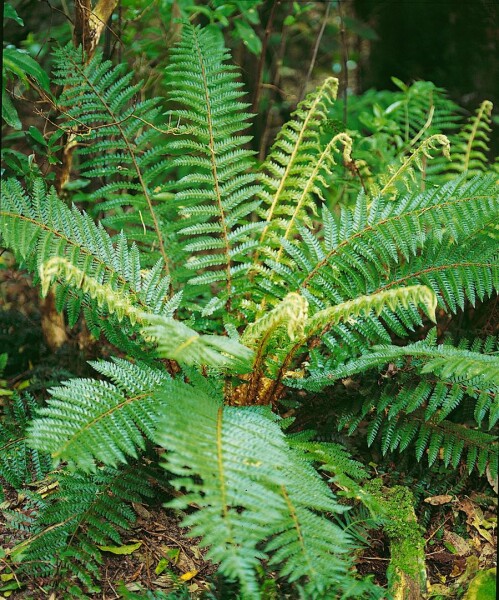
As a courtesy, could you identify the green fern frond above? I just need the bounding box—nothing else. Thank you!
[40,257,143,324]
[304,284,436,337]
[288,433,369,493]
[294,330,498,477]
[450,100,494,177]
[375,133,450,196]
[242,292,309,347]
[372,230,498,312]
[359,404,498,477]
[16,466,153,597]
[143,314,253,372]
[388,79,462,145]
[297,329,497,401]
[263,132,354,276]
[28,358,169,470]
[238,286,434,407]
[0,393,52,491]
[155,382,375,600]
[324,80,462,204]
[1,179,178,345]
[51,44,171,271]
[163,24,262,296]
[418,347,499,387]
[266,175,499,350]
[296,176,495,297]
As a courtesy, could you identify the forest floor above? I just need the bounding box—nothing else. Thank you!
[1,481,496,598]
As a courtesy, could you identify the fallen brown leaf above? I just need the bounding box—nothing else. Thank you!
[424,494,453,505]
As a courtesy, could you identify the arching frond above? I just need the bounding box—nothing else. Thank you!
[155,383,373,600]
[28,359,169,470]
[242,292,309,347]
[291,331,499,477]
[52,43,172,270]
[304,284,436,338]
[375,133,450,196]
[1,179,177,349]
[256,77,339,253]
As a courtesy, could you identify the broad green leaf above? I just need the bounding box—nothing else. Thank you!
[27,126,47,147]
[233,20,262,55]
[3,47,51,93]
[3,4,24,25]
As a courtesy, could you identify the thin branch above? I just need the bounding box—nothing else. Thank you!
[337,0,349,124]
[251,0,281,114]
[298,1,331,103]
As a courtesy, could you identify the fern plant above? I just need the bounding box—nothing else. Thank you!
[1,23,498,598]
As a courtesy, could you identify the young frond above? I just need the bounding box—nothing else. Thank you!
[256,77,339,255]
[242,292,309,347]
[388,79,462,145]
[304,284,437,338]
[449,100,494,177]
[374,134,450,197]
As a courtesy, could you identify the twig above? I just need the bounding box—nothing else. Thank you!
[298,1,331,102]
[258,12,289,160]
[252,0,281,114]
[337,0,349,124]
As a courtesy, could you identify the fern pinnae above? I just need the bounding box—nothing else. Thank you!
[256,77,339,252]
[19,466,153,596]
[272,132,354,272]
[156,387,359,598]
[304,285,437,339]
[54,45,171,276]
[458,100,493,175]
[143,314,253,372]
[164,25,261,298]
[451,100,493,177]
[29,358,170,470]
[39,257,145,326]
[372,229,499,311]
[240,293,308,404]
[298,175,497,304]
